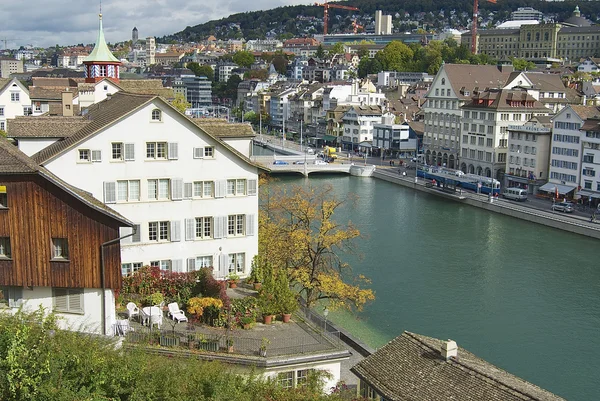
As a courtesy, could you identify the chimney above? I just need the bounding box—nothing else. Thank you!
[441,340,458,360]
[61,91,73,117]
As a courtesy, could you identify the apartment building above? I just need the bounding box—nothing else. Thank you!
[0,58,24,79]
[341,105,382,150]
[579,116,600,203]
[0,78,31,132]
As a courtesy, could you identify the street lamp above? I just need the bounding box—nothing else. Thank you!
[323,307,329,332]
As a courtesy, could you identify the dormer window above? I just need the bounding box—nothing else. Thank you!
[151,109,162,121]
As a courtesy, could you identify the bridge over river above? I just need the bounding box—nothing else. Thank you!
[251,155,375,177]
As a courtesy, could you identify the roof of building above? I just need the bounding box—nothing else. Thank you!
[348,105,383,116]
[0,78,12,92]
[29,86,78,101]
[351,331,566,401]
[0,137,130,225]
[580,117,600,131]
[115,79,175,98]
[441,64,511,100]
[562,6,592,27]
[507,72,566,93]
[407,121,424,134]
[28,92,266,172]
[568,105,600,120]
[463,88,549,112]
[7,116,90,138]
[496,20,539,29]
[84,15,120,63]
[192,119,255,138]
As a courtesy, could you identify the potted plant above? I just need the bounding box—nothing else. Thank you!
[274,270,298,323]
[240,315,254,329]
[249,256,265,290]
[227,272,240,289]
[259,337,270,357]
[226,338,234,353]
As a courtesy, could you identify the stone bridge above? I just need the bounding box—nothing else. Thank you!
[252,156,375,177]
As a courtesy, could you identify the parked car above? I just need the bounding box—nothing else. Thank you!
[293,161,305,165]
[552,201,574,213]
[314,160,328,165]
[273,160,289,165]
[306,148,315,155]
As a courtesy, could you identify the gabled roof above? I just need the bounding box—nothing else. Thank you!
[0,78,12,92]
[8,116,90,138]
[462,88,549,113]
[29,92,267,172]
[566,105,600,120]
[29,86,78,101]
[84,14,120,63]
[193,119,255,138]
[0,137,131,226]
[114,79,175,98]
[351,331,565,401]
[440,64,510,101]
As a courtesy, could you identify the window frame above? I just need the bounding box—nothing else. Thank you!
[111,142,124,161]
[149,221,170,241]
[151,109,162,122]
[0,237,11,259]
[51,238,69,260]
[78,149,91,163]
[146,142,168,159]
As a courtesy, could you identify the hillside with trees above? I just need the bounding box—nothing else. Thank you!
[161,0,600,42]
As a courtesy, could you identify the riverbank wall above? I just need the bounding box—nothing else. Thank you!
[374,170,600,240]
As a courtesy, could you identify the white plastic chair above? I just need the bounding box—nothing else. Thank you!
[167,302,188,323]
[126,302,139,321]
[114,319,134,336]
[149,313,163,329]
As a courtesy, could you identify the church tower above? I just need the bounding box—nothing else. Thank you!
[83,14,121,84]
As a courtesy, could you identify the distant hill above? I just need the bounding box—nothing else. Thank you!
[161,0,600,43]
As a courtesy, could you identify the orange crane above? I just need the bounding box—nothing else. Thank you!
[352,19,363,34]
[471,0,497,53]
[315,2,359,35]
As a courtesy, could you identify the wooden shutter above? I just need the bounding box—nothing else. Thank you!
[245,214,255,236]
[248,179,257,196]
[91,150,102,162]
[170,220,181,242]
[193,147,204,159]
[219,254,229,278]
[68,290,83,314]
[184,182,193,199]
[120,227,133,244]
[131,224,141,243]
[124,143,135,161]
[172,259,183,273]
[103,182,116,204]
[213,216,226,239]
[171,178,183,201]
[53,288,68,312]
[187,258,196,272]
[185,218,195,241]
[168,142,179,160]
[215,180,226,198]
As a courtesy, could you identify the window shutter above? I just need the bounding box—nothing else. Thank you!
[168,142,179,160]
[213,216,226,239]
[184,182,193,199]
[246,214,255,236]
[54,289,68,311]
[120,227,133,244]
[185,218,195,241]
[248,179,257,196]
[124,143,135,161]
[187,258,196,272]
[170,220,181,242]
[132,224,141,243]
[193,147,204,159]
[219,253,229,278]
[68,290,83,313]
[172,259,183,273]
[215,180,226,198]
[171,178,183,201]
[103,182,116,204]
[91,150,102,162]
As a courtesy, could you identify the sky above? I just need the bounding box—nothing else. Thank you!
[1,0,309,49]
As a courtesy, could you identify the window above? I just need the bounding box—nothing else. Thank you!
[195,217,212,239]
[52,238,69,260]
[228,253,245,274]
[297,369,312,386]
[146,142,167,159]
[0,237,11,258]
[149,221,169,241]
[227,179,247,196]
[192,256,213,271]
[121,262,143,276]
[10,93,19,102]
[204,146,214,158]
[0,107,3,116]
[23,106,32,115]
[0,286,22,308]
[112,143,123,160]
[228,215,245,236]
[148,179,170,200]
[53,288,83,314]
[117,180,140,202]
[277,372,294,389]
[193,181,213,198]
[75,149,90,163]
[151,109,162,121]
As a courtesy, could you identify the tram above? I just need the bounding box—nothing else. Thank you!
[417,165,501,195]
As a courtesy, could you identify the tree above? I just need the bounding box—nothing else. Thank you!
[374,41,413,71]
[187,62,214,80]
[259,179,375,310]
[315,44,325,59]
[272,55,289,75]
[232,51,255,68]
[328,42,345,56]
[512,58,536,71]
[171,93,191,113]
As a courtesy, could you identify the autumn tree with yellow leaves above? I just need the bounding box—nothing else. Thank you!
[259,177,374,311]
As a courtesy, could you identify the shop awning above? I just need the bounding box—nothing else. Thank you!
[577,190,600,199]
[539,182,577,194]
[321,135,337,141]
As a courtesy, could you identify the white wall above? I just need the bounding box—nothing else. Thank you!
[0,79,31,131]
[17,138,61,156]
[222,137,253,158]
[43,99,260,278]
[263,359,343,393]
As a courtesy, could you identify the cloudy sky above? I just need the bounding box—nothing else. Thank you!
[2,0,309,49]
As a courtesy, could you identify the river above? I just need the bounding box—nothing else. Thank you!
[266,172,600,401]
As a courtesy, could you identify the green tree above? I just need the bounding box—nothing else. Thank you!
[512,58,536,71]
[375,41,414,71]
[272,55,288,75]
[171,93,191,113]
[187,62,214,80]
[328,42,345,56]
[315,44,325,59]
[232,51,255,68]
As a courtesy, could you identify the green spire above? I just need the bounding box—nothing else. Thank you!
[84,14,120,63]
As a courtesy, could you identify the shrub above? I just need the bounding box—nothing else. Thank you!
[187,297,224,325]
[121,265,196,306]
[194,268,230,308]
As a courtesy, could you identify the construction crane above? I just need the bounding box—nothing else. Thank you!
[352,19,363,34]
[1,38,21,50]
[315,2,359,35]
[471,0,497,53]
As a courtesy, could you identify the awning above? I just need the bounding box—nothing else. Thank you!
[577,190,600,199]
[539,182,577,194]
[321,135,337,141]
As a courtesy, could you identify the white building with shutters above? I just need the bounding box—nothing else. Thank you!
[29,91,263,279]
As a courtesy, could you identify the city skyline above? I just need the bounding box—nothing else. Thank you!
[1,0,309,48]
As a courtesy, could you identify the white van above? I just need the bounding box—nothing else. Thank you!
[502,187,528,201]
